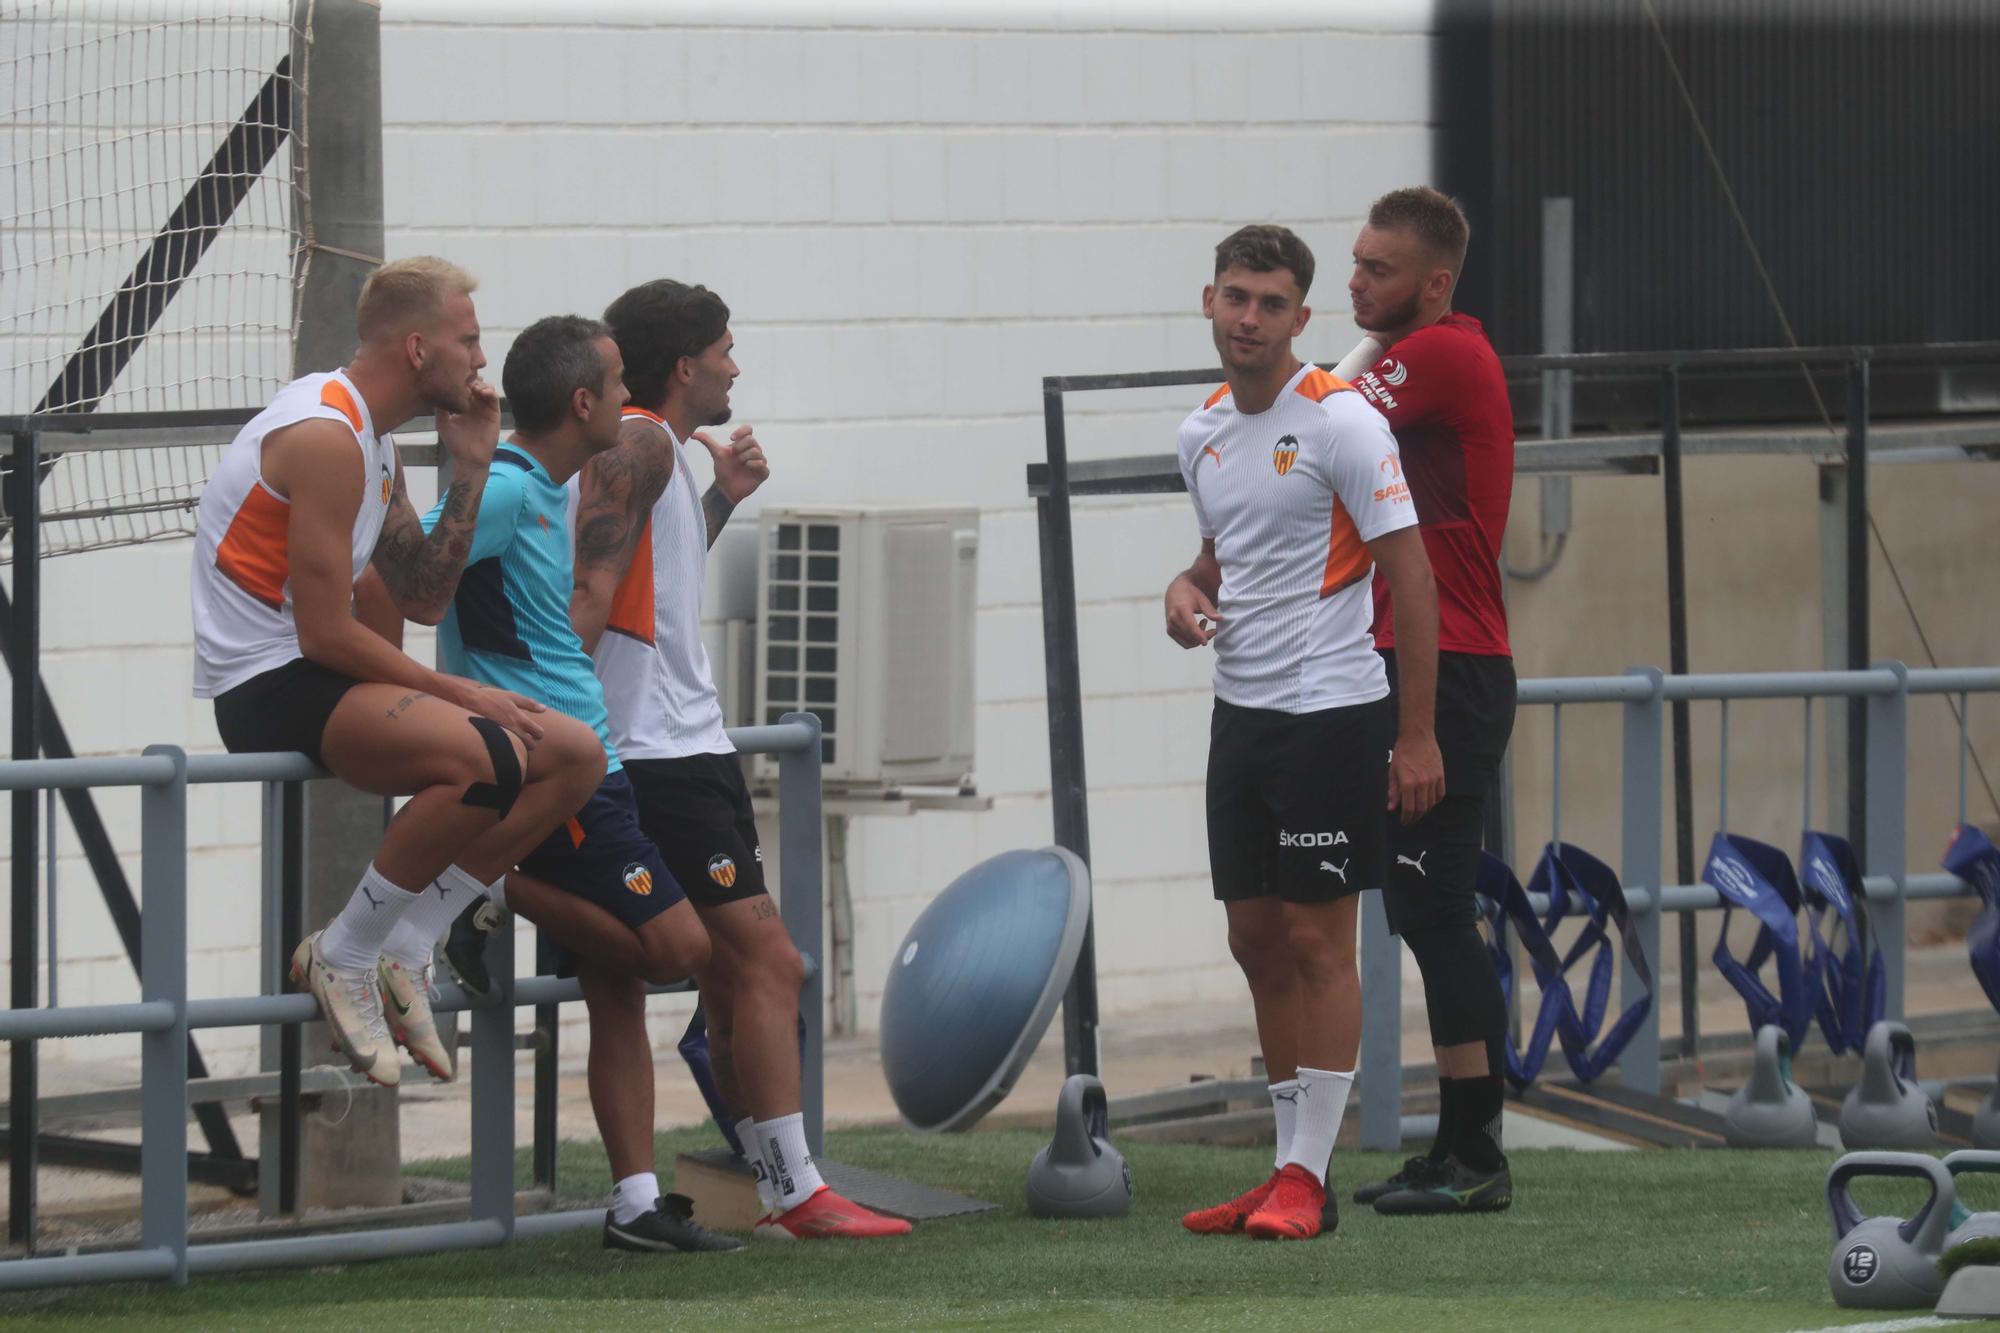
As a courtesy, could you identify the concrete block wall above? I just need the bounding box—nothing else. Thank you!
[1,2,1438,1070]
[382,4,1436,1045]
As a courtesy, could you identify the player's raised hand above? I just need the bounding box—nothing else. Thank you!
[694,424,769,504]
[1164,575,1222,649]
[436,377,501,472]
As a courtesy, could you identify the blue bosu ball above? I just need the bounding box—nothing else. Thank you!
[880,846,1092,1132]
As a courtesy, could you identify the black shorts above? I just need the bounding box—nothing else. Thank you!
[1205,696,1392,905]
[624,753,768,909]
[1378,648,1517,934]
[517,769,687,944]
[211,656,360,768]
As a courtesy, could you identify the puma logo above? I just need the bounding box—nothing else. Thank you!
[1319,859,1350,883]
[361,885,383,910]
[1272,1088,1301,1104]
[1397,851,1429,877]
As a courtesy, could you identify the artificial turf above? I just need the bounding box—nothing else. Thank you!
[0,1126,1935,1330]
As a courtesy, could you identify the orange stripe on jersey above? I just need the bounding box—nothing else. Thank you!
[319,380,364,433]
[605,522,656,646]
[1319,499,1371,598]
[1295,368,1354,403]
[622,405,667,425]
[215,486,291,609]
[566,817,586,849]
[1203,383,1233,409]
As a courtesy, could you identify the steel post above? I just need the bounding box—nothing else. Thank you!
[138,746,189,1285]
[778,713,826,1154]
[1619,670,1665,1093]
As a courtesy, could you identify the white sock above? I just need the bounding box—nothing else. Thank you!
[317,864,423,972]
[736,1115,776,1213]
[1281,1066,1355,1185]
[610,1171,659,1226]
[380,864,486,967]
[485,872,508,912]
[1269,1079,1301,1172]
[757,1112,825,1212]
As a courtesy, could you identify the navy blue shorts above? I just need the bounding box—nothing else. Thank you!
[517,769,686,937]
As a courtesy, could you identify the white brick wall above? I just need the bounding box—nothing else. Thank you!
[3,3,1437,1066]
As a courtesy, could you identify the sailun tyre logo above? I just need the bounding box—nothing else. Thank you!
[707,854,738,889]
[1273,434,1300,476]
[622,863,654,897]
[1379,358,1408,387]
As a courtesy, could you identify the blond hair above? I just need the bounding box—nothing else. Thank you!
[355,256,477,344]
[1368,187,1471,277]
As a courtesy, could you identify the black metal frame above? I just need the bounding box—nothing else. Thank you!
[1032,340,2000,1076]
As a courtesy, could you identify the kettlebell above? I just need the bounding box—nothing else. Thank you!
[1826,1150,1958,1309]
[1945,1149,2000,1250]
[1025,1074,1132,1219]
[1838,1021,1941,1150]
[1723,1024,1819,1148]
[1974,1060,2000,1150]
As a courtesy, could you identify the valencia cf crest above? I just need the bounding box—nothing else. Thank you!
[1273,434,1299,475]
[707,854,738,889]
[622,863,654,896]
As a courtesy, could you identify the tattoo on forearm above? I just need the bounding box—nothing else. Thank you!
[702,485,736,547]
[750,896,776,921]
[375,470,479,616]
[574,431,673,573]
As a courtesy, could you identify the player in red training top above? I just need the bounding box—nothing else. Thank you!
[1342,187,1520,1216]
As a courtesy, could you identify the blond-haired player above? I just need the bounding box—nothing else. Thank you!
[191,257,604,1086]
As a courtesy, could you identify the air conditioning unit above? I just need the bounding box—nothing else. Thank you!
[753,506,977,790]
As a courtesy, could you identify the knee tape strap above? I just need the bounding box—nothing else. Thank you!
[461,716,523,818]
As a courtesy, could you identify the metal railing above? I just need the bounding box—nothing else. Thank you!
[0,714,825,1290]
[1029,339,2000,1081]
[1355,665,1999,1149]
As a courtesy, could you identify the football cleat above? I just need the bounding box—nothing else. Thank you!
[1353,1155,1446,1205]
[1372,1155,1512,1215]
[1183,1171,1279,1234]
[752,1187,912,1240]
[440,898,505,1002]
[290,931,396,1088]
[603,1193,745,1253]
[379,956,452,1082]
[1243,1163,1328,1241]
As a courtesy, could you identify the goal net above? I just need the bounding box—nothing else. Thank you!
[2,1,304,558]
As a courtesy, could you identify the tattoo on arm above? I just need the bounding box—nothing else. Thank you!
[750,896,776,921]
[373,466,480,618]
[575,427,673,575]
[702,485,736,548]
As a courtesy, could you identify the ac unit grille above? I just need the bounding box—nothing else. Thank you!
[763,521,841,765]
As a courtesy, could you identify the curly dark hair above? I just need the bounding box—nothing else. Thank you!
[602,279,731,410]
[1213,224,1315,297]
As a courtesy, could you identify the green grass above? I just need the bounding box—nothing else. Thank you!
[0,1129,1917,1331]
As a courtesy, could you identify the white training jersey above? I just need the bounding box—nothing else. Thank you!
[1178,361,1417,714]
[570,406,733,759]
[191,370,398,697]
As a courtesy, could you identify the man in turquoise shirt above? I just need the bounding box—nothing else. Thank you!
[408,314,735,1254]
